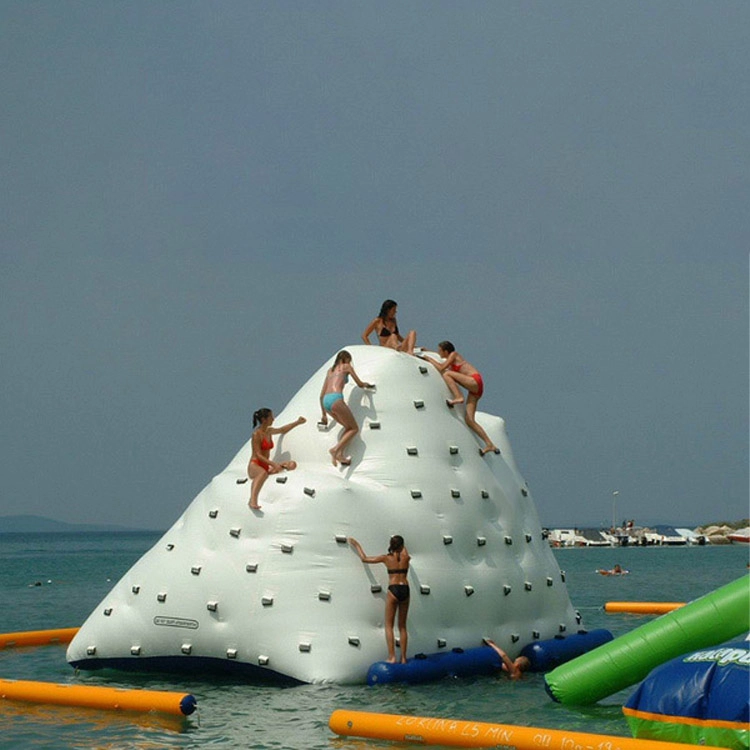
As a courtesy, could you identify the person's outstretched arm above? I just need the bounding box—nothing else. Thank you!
[483,638,515,674]
[272,416,306,435]
[347,364,374,390]
[348,537,385,564]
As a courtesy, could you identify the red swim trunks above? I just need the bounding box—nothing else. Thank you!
[471,372,484,398]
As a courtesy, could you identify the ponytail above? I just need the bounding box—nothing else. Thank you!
[388,535,404,554]
[253,408,272,428]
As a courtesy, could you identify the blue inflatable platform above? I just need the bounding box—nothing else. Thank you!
[367,629,613,686]
[623,634,749,750]
[519,628,613,672]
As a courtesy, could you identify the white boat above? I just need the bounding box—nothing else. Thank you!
[547,528,589,547]
[727,527,750,544]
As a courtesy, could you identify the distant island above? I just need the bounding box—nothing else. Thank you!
[0,515,160,534]
[2,513,746,539]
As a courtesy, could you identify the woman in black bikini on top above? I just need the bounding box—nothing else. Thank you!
[362,299,417,356]
[348,535,410,663]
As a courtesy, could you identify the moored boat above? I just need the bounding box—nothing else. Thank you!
[727,527,750,544]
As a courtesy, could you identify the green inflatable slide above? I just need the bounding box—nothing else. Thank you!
[545,574,750,705]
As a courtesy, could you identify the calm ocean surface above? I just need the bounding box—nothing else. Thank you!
[0,532,747,749]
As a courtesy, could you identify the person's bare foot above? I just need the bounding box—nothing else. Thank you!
[446,398,463,408]
[386,656,397,663]
[329,448,338,466]
[400,657,407,664]
[339,456,352,466]
[480,445,501,456]
[248,502,262,510]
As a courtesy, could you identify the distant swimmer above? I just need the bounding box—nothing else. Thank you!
[597,564,630,576]
[247,408,306,511]
[362,299,417,355]
[319,350,374,467]
[349,535,411,663]
[421,341,499,456]
[482,638,531,680]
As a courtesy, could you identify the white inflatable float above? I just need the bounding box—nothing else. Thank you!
[67,345,581,684]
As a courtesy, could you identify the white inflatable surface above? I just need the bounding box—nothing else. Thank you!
[67,345,581,684]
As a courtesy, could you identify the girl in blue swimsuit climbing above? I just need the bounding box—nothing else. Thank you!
[319,350,374,466]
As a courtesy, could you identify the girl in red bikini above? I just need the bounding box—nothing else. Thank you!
[348,535,411,663]
[247,408,306,510]
[423,341,499,456]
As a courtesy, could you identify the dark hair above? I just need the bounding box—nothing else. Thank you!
[253,408,272,428]
[333,350,352,367]
[438,340,455,353]
[378,299,398,319]
[388,535,404,554]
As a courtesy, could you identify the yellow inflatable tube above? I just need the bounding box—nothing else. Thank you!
[605,602,684,615]
[329,709,724,750]
[0,678,197,716]
[0,627,80,649]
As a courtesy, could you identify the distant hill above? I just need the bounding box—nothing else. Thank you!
[0,515,158,534]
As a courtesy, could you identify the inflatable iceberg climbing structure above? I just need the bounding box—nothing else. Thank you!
[68,345,581,684]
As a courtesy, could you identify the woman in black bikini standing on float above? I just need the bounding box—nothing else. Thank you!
[348,535,411,663]
[362,299,417,355]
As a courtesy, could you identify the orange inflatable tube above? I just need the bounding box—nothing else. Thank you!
[0,628,80,649]
[605,602,684,615]
[329,709,724,750]
[0,678,196,716]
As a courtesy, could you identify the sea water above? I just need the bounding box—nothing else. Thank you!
[0,532,747,749]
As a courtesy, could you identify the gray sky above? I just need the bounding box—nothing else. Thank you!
[2,2,747,531]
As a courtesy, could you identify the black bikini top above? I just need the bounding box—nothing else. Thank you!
[380,324,399,337]
[387,568,408,575]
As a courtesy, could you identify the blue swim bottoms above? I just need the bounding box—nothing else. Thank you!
[323,392,344,412]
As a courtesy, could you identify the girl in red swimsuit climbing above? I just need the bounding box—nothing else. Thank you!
[348,535,411,663]
[361,299,417,355]
[423,341,499,456]
[247,408,306,510]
